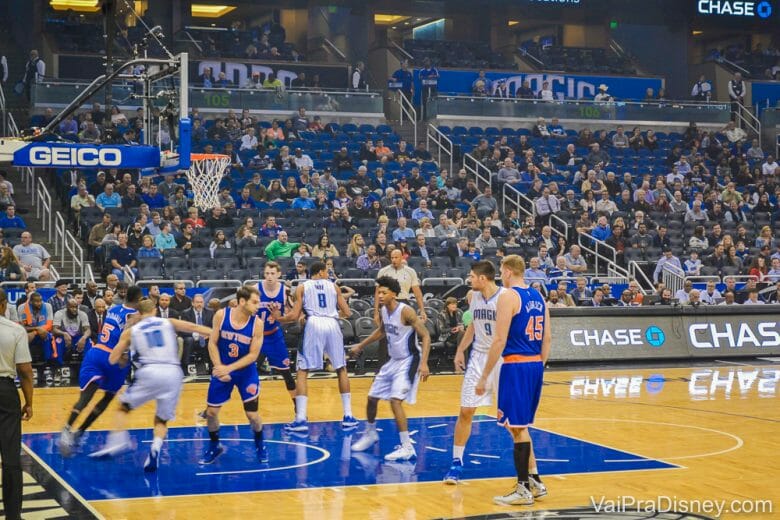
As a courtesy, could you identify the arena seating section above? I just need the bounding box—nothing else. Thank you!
[404,39,516,70]
[520,38,635,75]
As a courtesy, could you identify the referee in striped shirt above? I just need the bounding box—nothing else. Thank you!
[0,288,34,520]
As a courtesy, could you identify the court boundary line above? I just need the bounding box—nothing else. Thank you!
[21,444,106,519]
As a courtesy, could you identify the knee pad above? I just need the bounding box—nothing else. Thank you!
[243,398,259,412]
[280,369,296,391]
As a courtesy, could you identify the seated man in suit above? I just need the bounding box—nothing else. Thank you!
[410,234,434,268]
[87,298,107,344]
[155,293,180,319]
[179,294,214,374]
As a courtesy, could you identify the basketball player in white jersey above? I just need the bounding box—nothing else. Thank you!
[349,276,431,461]
[272,261,357,432]
[89,299,212,472]
[443,260,546,497]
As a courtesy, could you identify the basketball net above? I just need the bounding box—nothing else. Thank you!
[186,154,231,210]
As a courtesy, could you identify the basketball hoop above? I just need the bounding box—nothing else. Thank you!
[186,153,231,210]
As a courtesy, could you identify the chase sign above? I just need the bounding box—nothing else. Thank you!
[697,0,774,17]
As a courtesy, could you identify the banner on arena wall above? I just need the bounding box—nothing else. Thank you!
[412,69,664,105]
[193,60,349,89]
[751,81,780,114]
[549,308,780,361]
[4,288,55,306]
[11,142,162,170]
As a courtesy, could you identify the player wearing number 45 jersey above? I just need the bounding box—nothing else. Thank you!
[88,299,211,472]
[201,285,266,465]
[272,262,357,432]
[443,260,546,498]
[58,286,143,457]
[478,255,551,507]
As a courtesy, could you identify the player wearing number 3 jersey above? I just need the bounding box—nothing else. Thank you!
[271,261,357,433]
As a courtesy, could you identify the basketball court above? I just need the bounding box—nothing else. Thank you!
[13,363,779,519]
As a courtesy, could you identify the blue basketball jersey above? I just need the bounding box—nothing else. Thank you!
[96,304,138,349]
[217,307,257,366]
[257,281,285,332]
[504,286,546,356]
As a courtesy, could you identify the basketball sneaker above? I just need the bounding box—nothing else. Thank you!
[341,415,359,428]
[351,429,379,452]
[529,475,547,498]
[493,482,534,506]
[199,444,224,465]
[285,419,309,433]
[89,431,132,458]
[384,444,416,461]
[443,458,464,484]
[257,445,269,464]
[144,449,159,473]
[58,427,75,457]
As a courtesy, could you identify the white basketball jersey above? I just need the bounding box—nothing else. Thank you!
[381,302,419,360]
[302,279,339,318]
[470,287,503,353]
[130,316,180,366]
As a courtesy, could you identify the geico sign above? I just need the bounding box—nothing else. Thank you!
[28,146,122,167]
[689,322,780,349]
[698,0,756,15]
[570,329,643,346]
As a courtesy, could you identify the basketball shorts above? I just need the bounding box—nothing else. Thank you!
[262,328,291,370]
[368,355,421,405]
[120,364,184,421]
[496,357,544,429]
[78,346,130,393]
[298,316,345,371]
[206,365,260,407]
[461,350,502,408]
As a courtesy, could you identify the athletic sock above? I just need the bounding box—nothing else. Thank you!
[453,445,465,462]
[254,430,264,451]
[340,393,352,417]
[365,422,377,433]
[295,396,308,422]
[150,436,163,455]
[513,441,531,484]
[530,473,541,482]
[399,430,411,447]
[208,429,219,445]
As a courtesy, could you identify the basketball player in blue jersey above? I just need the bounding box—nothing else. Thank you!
[476,255,550,506]
[257,261,296,411]
[443,260,546,497]
[88,299,212,471]
[201,285,265,464]
[349,277,431,461]
[58,286,143,456]
[271,261,357,432]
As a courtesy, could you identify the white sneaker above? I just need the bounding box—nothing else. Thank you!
[493,483,534,506]
[384,444,416,461]
[89,431,132,458]
[529,475,547,498]
[58,427,75,457]
[351,429,379,452]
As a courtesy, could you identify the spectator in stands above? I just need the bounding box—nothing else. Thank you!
[13,232,51,281]
[496,159,521,184]
[762,155,779,177]
[411,199,433,222]
[591,216,612,242]
[109,232,137,281]
[523,257,548,285]
[563,245,587,273]
[595,190,617,215]
[748,256,769,282]
[611,126,629,149]
[767,258,780,282]
[0,245,23,282]
[470,186,497,218]
[23,49,45,100]
[206,206,234,231]
[723,121,747,145]
[95,183,121,210]
[79,120,101,144]
[392,217,416,243]
[292,188,316,210]
[587,288,612,307]
[154,222,177,252]
[0,205,25,229]
[653,247,682,283]
[392,61,414,100]
[683,250,702,276]
[743,289,764,305]
[410,234,434,266]
[653,225,671,249]
[569,277,593,306]
[474,227,497,252]
[586,143,610,167]
[137,235,161,259]
[209,229,232,258]
[265,231,303,261]
[684,199,709,223]
[594,84,613,103]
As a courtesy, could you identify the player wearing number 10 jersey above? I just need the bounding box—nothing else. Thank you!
[58,286,143,456]
[272,261,357,433]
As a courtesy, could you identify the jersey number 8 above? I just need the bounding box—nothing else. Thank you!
[317,293,326,308]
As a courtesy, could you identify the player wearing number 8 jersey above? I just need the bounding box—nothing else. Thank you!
[200,285,266,465]
[271,261,357,432]
[477,255,550,507]
[58,286,142,456]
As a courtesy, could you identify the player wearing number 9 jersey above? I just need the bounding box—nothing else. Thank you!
[58,286,143,456]
[200,285,266,465]
[478,255,551,507]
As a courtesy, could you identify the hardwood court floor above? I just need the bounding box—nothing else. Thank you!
[23,363,780,519]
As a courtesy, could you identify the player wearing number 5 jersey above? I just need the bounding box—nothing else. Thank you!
[271,261,357,433]
[88,299,212,471]
[444,261,546,497]
[200,285,266,465]
[477,255,550,507]
[58,286,143,456]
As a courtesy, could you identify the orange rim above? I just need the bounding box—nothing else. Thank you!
[190,153,230,162]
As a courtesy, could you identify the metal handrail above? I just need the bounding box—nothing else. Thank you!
[426,124,453,174]
[397,90,418,145]
[735,101,762,146]
[550,213,569,240]
[434,93,729,108]
[85,262,95,283]
[502,182,536,219]
[628,260,654,292]
[390,41,414,62]
[463,153,492,193]
[662,263,685,295]
[577,231,630,280]
[35,177,53,243]
[718,57,750,76]
[195,279,243,288]
[323,39,347,61]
